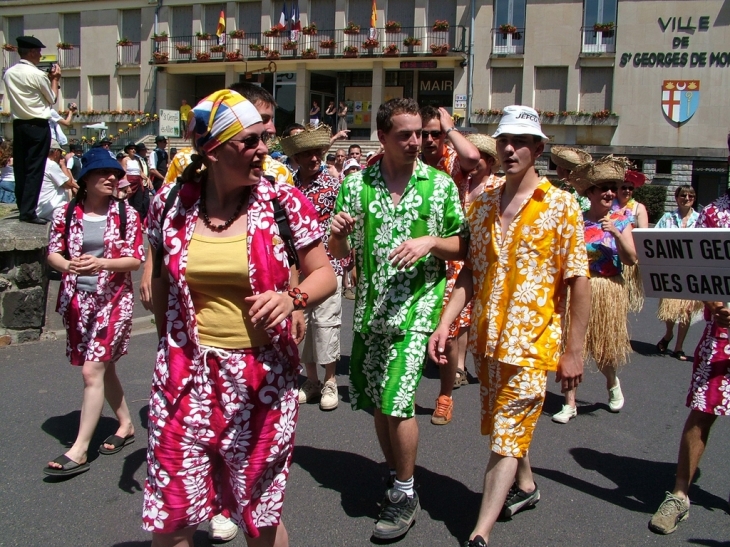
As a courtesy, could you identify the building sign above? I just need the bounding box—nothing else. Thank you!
[661,80,699,124]
[399,61,437,69]
[633,229,730,299]
[158,109,180,138]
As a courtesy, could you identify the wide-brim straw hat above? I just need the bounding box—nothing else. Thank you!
[550,146,592,170]
[569,155,630,196]
[466,133,500,166]
[280,123,332,157]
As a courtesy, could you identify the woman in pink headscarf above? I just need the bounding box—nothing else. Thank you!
[142,89,336,547]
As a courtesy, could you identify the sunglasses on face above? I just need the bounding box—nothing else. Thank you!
[678,194,695,199]
[597,185,618,193]
[621,185,634,191]
[422,130,444,140]
[228,132,272,149]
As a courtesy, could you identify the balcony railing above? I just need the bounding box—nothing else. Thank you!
[118,42,141,65]
[153,26,467,63]
[581,26,616,54]
[2,48,19,69]
[58,46,80,68]
[491,27,525,55]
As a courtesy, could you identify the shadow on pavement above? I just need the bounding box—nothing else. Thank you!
[293,446,480,542]
[112,530,212,546]
[139,404,150,430]
[533,447,728,514]
[688,541,730,547]
[119,447,147,494]
[542,391,610,417]
[631,338,665,356]
[41,410,122,464]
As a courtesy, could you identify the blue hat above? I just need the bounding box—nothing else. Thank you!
[77,147,125,182]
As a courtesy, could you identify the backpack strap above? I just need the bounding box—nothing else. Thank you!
[118,200,127,240]
[62,198,76,260]
[271,196,300,270]
[152,180,183,279]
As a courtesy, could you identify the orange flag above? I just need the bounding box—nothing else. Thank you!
[216,10,225,37]
[370,0,377,28]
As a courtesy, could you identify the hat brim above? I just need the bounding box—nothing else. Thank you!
[550,146,592,171]
[492,124,549,142]
[280,125,332,157]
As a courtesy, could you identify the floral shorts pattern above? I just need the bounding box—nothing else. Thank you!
[349,331,428,418]
[474,355,547,457]
[444,259,472,339]
[687,325,730,415]
[143,345,299,538]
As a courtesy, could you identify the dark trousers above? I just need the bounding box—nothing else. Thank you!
[128,187,150,221]
[13,119,51,220]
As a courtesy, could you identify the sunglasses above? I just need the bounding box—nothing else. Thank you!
[597,185,618,193]
[678,194,695,199]
[620,185,634,191]
[422,130,444,140]
[228,132,272,149]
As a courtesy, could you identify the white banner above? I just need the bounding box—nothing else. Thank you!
[632,228,730,300]
[158,109,180,138]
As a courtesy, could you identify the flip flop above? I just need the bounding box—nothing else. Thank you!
[44,455,90,477]
[98,433,135,455]
[674,350,689,361]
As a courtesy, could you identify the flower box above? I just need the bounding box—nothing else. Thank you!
[263,28,281,37]
[383,44,400,55]
[196,32,214,40]
[343,46,358,57]
[403,37,421,46]
[302,24,317,35]
[2,44,17,52]
[226,50,243,61]
[319,39,336,49]
[196,52,211,62]
[228,30,245,39]
[430,44,449,55]
[301,48,318,59]
[266,51,281,60]
[249,44,265,52]
[210,45,226,53]
[56,42,73,50]
[432,20,450,32]
[363,39,380,49]
[344,22,361,34]
[152,52,169,63]
[283,40,298,51]
[117,39,133,46]
[152,33,168,42]
[385,21,402,33]
[176,44,193,54]
[499,24,517,35]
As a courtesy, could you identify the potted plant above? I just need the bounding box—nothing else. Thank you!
[2,44,17,51]
[152,32,168,42]
[175,43,192,54]
[283,39,298,50]
[430,43,448,55]
[385,21,402,33]
[56,42,74,50]
[319,38,335,49]
[301,47,318,59]
[402,36,421,46]
[343,45,358,57]
[225,49,243,61]
[383,44,399,56]
[344,21,361,35]
[152,51,169,63]
[196,31,213,40]
[117,37,133,46]
[363,38,379,49]
[593,21,614,37]
[263,27,281,37]
[228,29,245,39]
[432,20,450,32]
[302,24,317,35]
[249,43,265,51]
[499,23,517,38]
[266,48,281,60]
[196,51,211,61]
[210,44,225,53]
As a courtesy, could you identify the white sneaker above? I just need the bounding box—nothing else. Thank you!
[552,404,577,424]
[208,514,238,542]
[608,379,624,412]
[298,379,322,404]
[320,380,339,410]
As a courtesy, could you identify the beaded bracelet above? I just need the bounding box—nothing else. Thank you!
[288,287,309,309]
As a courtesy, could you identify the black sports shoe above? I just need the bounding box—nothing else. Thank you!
[373,488,420,539]
[463,535,488,547]
[500,482,540,519]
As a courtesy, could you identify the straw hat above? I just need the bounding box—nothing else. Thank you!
[569,155,630,196]
[280,123,332,157]
[550,146,592,170]
[466,133,499,165]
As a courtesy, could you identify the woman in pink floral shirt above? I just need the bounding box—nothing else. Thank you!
[143,90,335,547]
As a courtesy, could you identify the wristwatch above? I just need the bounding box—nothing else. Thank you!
[445,127,458,138]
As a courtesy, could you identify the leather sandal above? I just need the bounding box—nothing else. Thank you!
[656,336,673,354]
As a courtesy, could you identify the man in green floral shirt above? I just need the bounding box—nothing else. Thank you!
[330,98,467,540]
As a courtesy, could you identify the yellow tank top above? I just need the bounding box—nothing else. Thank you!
[186,233,270,349]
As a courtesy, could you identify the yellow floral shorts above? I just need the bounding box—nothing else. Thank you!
[474,355,547,458]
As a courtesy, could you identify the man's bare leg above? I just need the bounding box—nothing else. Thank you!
[672,409,717,500]
[470,452,518,542]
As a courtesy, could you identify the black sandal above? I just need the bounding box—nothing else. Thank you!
[674,350,689,361]
[656,336,673,354]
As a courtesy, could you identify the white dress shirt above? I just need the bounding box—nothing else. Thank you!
[2,60,56,120]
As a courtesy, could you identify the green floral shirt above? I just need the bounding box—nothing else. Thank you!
[335,159,467,335]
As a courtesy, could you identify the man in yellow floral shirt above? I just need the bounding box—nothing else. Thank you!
[428,105,591,547]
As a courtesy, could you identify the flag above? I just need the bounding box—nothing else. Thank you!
[277,1,288,30]
[290,0,300,40]
[369,0,377,39]
[216,10,226,44]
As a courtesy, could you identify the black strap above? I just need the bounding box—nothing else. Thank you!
[152,180,183,278]
[272,196,300,270]
[118,200,127,240]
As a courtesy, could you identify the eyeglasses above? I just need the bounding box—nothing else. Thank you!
[621,185,634,191]
[678,194,695,200]
[422,130,444,140]
[597,185,618,193]
[228,132,272,149]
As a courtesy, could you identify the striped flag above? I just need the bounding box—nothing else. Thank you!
[216,10,226,44]
[290,0,300,40]
[277,1,288,30]
[369,0,377,39]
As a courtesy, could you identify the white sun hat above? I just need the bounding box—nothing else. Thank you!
[492,105,548,142]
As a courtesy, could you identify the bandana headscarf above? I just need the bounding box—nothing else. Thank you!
[192,90,262,153]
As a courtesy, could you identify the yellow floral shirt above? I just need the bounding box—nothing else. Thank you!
[466,179,589,371]
[163,147,293,186]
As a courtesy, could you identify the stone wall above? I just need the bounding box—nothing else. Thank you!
[0,217,50,345]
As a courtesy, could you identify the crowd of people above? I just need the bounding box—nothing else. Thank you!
[5,35,726,547]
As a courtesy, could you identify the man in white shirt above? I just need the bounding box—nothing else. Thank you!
[2,36,61,224]
[37,139,77,221]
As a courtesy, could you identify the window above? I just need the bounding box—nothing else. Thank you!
[121,9,141,42]
[535,67,568,112]
[387,0,414,29]
[62,13,81,45]
[89,76,110,111]
[237,2,262,34]
[583,0,617,28]
[656,160,672,175]
[582,0,617,52]
[119,75,139,111]
[580,67,612,111]
[61,76,80,107]
[6,16,24,43]
[490,67,522,110]
[172,6,193,37]
[494,0,526,29]
[346,0,371,28]
[309,0,335,31]
[428,0,454,27]
[204,4,225,35]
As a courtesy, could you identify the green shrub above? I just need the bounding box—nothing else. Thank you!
[634,185,667,224]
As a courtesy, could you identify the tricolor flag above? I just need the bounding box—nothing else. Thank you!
[216,10,226,44]
[290,0,300,41]
[369,0,377,39]
[277,1,288,30]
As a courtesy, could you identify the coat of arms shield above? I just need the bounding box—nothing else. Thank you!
[662,80,700,125]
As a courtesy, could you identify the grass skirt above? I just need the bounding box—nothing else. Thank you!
[657,298,704,324]
[585,275,631,369]
[623,263,644,313]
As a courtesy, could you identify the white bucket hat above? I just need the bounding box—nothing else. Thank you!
[343,158,362,172]
[492,105,548,142]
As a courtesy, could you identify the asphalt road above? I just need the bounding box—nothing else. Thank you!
[0,298,728,547]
